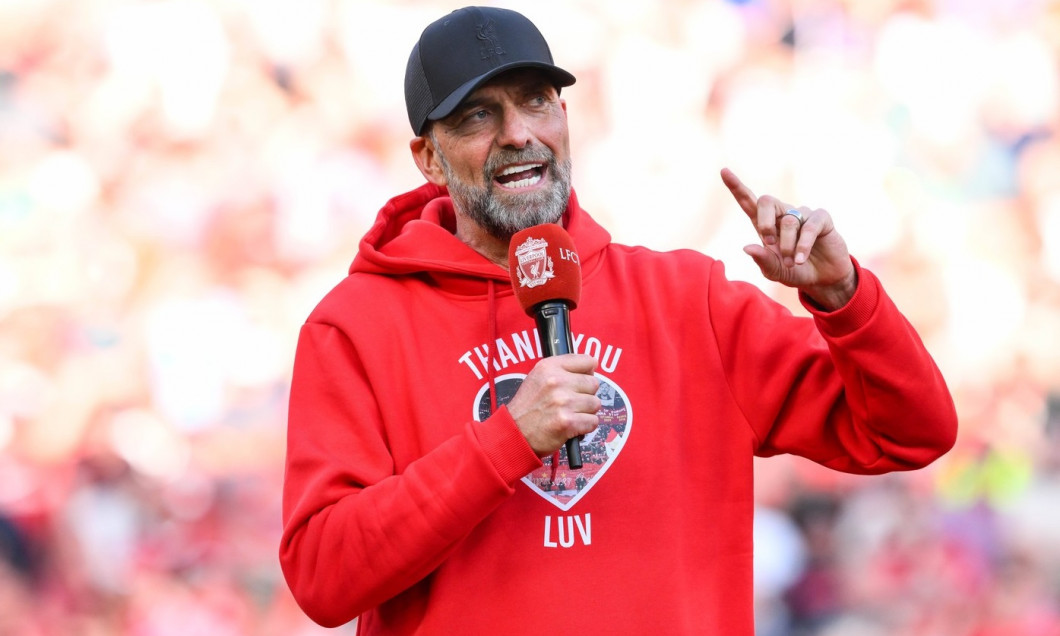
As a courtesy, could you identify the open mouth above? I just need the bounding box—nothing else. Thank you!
[494,163,546,189]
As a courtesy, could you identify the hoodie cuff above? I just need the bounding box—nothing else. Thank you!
[799,258,880,339]
[472,406,543,486]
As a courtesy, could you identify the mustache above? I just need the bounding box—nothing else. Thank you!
[483,145,556,180]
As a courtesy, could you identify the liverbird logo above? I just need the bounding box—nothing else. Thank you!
[514,236,554,289]
[476,18,504,60]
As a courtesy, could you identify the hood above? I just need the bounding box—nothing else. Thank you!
[351,183,612,295]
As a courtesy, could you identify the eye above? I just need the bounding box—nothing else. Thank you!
[458,108,491,127]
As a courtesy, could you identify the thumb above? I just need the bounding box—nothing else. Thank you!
[743,244,779,280]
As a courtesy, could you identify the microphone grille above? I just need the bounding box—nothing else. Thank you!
[507,224,582,315]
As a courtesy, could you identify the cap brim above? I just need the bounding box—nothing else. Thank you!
[426,62,576,126]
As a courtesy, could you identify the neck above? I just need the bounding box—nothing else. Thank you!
[454,217,510,270]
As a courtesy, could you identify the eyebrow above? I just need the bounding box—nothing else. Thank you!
[461,78,557,111]
[444,78,558,130]
[456,95,492,114]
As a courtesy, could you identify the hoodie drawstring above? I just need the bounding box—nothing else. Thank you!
[487,280,498,415]
[489,279,561,484]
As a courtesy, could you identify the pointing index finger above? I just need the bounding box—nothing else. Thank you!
[720,167,758,219]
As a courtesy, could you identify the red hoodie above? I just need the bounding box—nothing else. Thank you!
[279,183,957,634]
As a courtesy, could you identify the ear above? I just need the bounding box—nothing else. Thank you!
[410,134,448,186]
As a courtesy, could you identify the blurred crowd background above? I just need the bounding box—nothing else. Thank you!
[1,0,1058,634]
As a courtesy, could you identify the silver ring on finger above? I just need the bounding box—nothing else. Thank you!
[783,208,805,227]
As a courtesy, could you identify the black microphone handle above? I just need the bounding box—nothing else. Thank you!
[533,301,583,470]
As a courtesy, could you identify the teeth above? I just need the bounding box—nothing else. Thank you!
[505,174,542,188]
[499,164,541,176]
[496,164,543,189]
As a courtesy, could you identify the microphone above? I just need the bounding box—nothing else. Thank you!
[508,224,584,469]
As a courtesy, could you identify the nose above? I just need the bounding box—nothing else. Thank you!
[496,108,533,149]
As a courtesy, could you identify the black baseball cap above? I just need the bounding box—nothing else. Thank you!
[404,6,576,135]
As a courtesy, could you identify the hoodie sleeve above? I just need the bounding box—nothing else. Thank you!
[278,321,542,628]
[710,259,957,473]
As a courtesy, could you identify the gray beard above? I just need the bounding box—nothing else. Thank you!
[435,142,572,241]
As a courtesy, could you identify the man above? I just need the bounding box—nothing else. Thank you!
[279,6,957,634]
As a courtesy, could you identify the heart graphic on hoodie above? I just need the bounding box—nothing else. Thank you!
[474,373,632,512]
